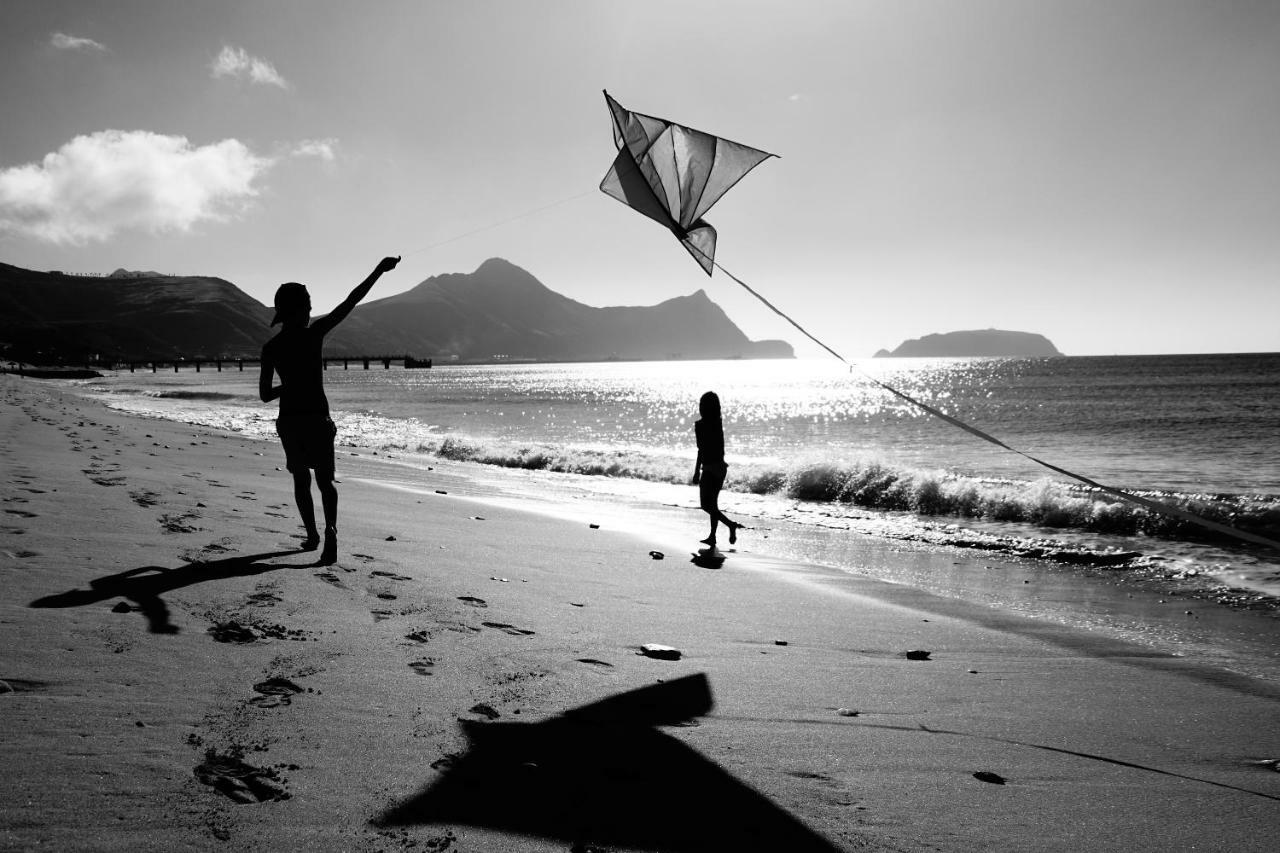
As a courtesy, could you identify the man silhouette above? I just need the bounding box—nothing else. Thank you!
[260,256,400,564]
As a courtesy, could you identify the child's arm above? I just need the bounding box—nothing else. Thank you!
[258,349,282,402]
[311,256,400,335]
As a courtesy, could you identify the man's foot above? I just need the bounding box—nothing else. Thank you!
[728,523,738,545]
[300,531,321,551]
[318,527,337,566]
[699,536,716,547]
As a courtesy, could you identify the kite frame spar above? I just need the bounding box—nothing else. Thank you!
[600,90,1280,552]
[599,90,777,276]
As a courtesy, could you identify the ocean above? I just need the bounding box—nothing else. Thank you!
[70,353,1280,678]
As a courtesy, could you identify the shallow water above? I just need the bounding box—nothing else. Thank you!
[76,355,1280,600]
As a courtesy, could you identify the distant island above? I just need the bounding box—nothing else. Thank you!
[0,258,793,364]
[874,329,1062,358]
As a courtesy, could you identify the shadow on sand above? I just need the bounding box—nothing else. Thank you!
[373,673,846,852]
[29,549,313,634]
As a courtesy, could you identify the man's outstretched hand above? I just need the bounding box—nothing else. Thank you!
[376,256,401,274]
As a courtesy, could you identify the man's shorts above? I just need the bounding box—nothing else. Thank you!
[276,415,337,478]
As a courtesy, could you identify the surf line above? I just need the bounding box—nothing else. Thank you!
[705,256,1280,553]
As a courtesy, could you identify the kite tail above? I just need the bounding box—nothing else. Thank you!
[707,258,1280,552]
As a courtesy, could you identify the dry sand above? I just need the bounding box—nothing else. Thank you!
[2,374,1278,852]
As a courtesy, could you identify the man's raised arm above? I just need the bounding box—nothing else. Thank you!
[312,256,401,335]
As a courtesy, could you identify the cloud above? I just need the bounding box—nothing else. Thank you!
[0,130,271,244]
[51,32,106,51]
[210,45,289,89]
[289,138,338,162]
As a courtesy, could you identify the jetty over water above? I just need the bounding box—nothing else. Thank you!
[3,355,431,376]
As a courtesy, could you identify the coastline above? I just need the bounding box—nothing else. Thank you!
[3,374,1279,851]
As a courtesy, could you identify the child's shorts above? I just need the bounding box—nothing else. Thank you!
[276,415,337,478]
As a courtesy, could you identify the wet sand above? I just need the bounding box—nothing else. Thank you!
[2,374,1278,852]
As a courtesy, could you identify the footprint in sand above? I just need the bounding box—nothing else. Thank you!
[0,549,40,560]
[457,596,487,608]
[248,677,304,708]
[374,592,398,601]
[482,621,536,636]
[208,621,258,644]
[371,569,411,581]
[159,512,201,534]
[247,590,282,607]
[129,489,160,507]
[408,659,435,676]
[314,571,344,587]
[576,658,613,668]
[404,630,433,644]
[371,610,395,623]
[3,509,36,519]
[193,751,290,804]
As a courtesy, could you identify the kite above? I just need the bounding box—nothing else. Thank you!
[599,90,776,275]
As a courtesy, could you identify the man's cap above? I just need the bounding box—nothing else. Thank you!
[271,282,310,326]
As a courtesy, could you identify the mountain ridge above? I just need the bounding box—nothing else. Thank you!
[0,258,792,363]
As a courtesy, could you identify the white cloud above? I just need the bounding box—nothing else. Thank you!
[51,32,106,52]
[290,138,338,162]
[0,130,271,244]
[211,45,289,89]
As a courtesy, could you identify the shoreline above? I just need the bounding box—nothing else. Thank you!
[50,369,1280,682]
[3,375,1279,850]
[69,364,1280,606]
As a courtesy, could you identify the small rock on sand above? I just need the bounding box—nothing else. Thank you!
[905,649,932,660]
[973,771,1006,785]
[649,550,664,559]
[836,708,859,717]
[640,643,681,661]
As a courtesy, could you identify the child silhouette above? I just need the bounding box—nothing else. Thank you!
[691,391,741,551]
[260,256,400,564]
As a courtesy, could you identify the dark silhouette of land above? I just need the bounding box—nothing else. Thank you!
[875,328,1062,358]
[0,259,792,364]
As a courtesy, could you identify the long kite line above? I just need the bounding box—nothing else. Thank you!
[403,191,595,258]
[706,254,1280,552]
[596,89,1277,552]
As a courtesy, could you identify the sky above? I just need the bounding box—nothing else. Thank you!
[1,0,1278,357]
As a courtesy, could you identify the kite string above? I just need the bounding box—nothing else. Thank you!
[402,191,595,259]
[706,258,1280,551]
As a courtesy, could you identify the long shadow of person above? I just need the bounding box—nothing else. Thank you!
[29,549,311,634]
[373,673,847,852]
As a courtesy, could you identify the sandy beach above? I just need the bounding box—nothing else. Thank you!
[2,373,1278,852]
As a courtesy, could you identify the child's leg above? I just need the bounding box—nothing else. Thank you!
[316,471,338,565]
[291,470,319,544]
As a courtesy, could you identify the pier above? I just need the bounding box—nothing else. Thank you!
[3,355,431,376]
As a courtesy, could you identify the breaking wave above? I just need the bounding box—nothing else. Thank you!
[394,435,1280,548]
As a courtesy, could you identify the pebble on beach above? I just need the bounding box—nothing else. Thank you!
[640,643,681,661]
